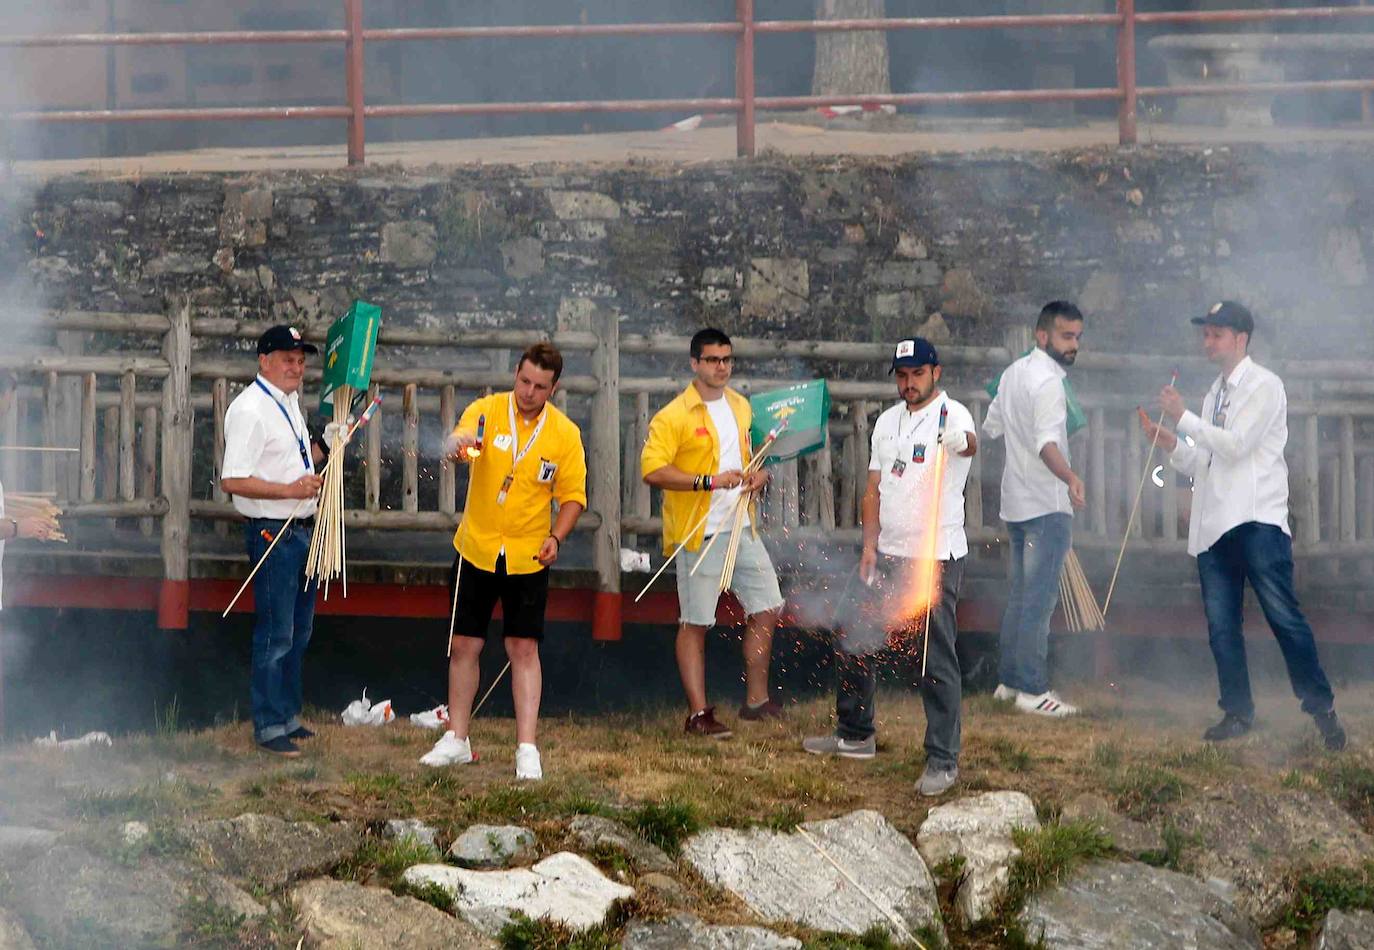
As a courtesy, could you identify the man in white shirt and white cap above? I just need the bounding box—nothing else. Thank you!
[804,337,978,797]
[221,326,329,758]
[983,301,1087,718]
[1139,301,1344,750]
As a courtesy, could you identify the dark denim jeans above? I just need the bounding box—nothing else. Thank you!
[1197,522,1334,720]
[245,518,317,743]
[997,512,1072,696]
[835,556,964,770]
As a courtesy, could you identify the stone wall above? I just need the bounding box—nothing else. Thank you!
[9,143,1372,362]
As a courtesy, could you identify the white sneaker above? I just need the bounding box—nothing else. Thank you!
[1015,690,1078,718]
[515,743,542,781]
[993,684,1020,702]
[420,731,473,767]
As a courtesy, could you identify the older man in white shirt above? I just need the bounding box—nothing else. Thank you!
[221,326,327,758]
[983,301,1088,718]
[1140,301,1344,750]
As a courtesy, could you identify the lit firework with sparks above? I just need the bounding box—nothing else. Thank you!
[890,403,948,671]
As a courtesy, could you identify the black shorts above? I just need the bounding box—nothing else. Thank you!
[449,554,549,641]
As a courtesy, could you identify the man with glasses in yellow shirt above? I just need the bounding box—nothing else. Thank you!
[421,343,587,780]
[642,328,784,739]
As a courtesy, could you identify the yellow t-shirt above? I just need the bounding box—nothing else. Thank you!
[640,384,754,555]
[450,392,588,575]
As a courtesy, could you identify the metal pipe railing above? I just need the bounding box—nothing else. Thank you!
[2,4,1374,162]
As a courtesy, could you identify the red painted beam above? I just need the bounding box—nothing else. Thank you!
[5,575,1370,645]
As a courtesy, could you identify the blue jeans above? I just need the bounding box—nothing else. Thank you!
[998,513,1072,696]
[1197,522,1334,720]
[245,518,317,742]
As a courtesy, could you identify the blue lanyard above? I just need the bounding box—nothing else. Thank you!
[255,379,310,472]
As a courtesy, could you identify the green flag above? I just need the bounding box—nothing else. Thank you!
[321,300,382,411]
[984,348,1087,436]
[749,380,831,463]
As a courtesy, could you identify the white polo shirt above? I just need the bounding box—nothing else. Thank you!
[983,347,1073,523]
[221,375,318,520]
[1168,356,1291,557]
[869,394,976,560]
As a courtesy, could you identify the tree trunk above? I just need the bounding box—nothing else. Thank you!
[811,0,891,97]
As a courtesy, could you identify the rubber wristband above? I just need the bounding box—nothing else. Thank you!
[705,475,713,492]
[548,534,561,550]
[693,475,701,492]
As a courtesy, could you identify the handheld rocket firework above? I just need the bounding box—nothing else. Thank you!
[1101,368,1180,620]
[465,414,486,461]
[916,403,949,678]
[447,412,487,657]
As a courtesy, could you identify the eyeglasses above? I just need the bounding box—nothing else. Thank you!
[696,356,734,367]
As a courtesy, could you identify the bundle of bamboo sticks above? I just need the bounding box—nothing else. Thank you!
[693,423,785,594]
[305,384,352,597]
[1059,548,1105,632]
[3,492,67,543]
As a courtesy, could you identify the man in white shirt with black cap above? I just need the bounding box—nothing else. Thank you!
[1139,301,1345,750]
[804,337,978,797]
[221,326,329,758]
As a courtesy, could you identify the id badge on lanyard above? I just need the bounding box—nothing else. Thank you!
[500,395,546,505]
[256,380,310,472]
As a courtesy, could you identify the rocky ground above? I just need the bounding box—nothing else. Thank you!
[0,679,1372,949]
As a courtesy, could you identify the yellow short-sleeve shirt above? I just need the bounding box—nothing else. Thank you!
[450,392,588,574]
[640,384,754,555]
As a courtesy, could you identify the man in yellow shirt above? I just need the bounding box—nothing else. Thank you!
[421,343,587,779]
[642,328,784,739]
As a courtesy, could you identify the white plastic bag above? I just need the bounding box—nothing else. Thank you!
[620,548,651,572]
[340,690,394,727]
[408,705,450,730]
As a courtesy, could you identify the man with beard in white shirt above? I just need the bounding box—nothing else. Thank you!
[803,337,978,798]
[983,301,1088,718]
[1138,301,1345,750]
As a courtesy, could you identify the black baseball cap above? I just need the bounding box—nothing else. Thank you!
[1191,301,1254,335]
[889,337,940,373]
[256,325,319,356]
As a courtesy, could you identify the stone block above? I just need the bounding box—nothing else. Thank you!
[868,260,942,290]
[743,258,809,317]
[381,221,438,268]
[896,232,929,260]
[547,190,622,221]
[500,236,545,280]
[449,824,537,870]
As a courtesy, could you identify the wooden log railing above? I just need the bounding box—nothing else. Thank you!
[4,304,1374,635]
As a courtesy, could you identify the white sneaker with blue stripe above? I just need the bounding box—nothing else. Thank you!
[1015,690,1078,718]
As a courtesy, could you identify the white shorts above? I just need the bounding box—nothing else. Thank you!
[675,529,784,628]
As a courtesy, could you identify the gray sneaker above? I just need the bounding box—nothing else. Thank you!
[802,734,876,759]
[917,763,959,797]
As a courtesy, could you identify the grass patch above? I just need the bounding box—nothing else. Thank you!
[497,896,652,950]
[1318,760,1374,827]
[339,835,440,885]
[1138,824,1197,873]
[1107,765,1187,821]
[154,695,182,738]
[67,781,213,821]
[763,803,806,833]
[626,799,702,858]
[394,878,453,912]
[931,854,967,886]
[1279,863,1374,936]
[346,771,406,799]
[987,737,1033,773]
[178,895,245,948]
[801,924,928,948]
[1089,741,1122,771]
[1002,821,1112,913]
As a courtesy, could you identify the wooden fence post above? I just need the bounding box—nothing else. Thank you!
[589,306,622,641]
[158,298,192,630]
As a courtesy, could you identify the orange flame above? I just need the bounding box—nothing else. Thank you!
[889,440,947,644]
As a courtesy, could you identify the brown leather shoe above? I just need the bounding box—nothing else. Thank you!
[737,699,785,721]
[684,706,733,739]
